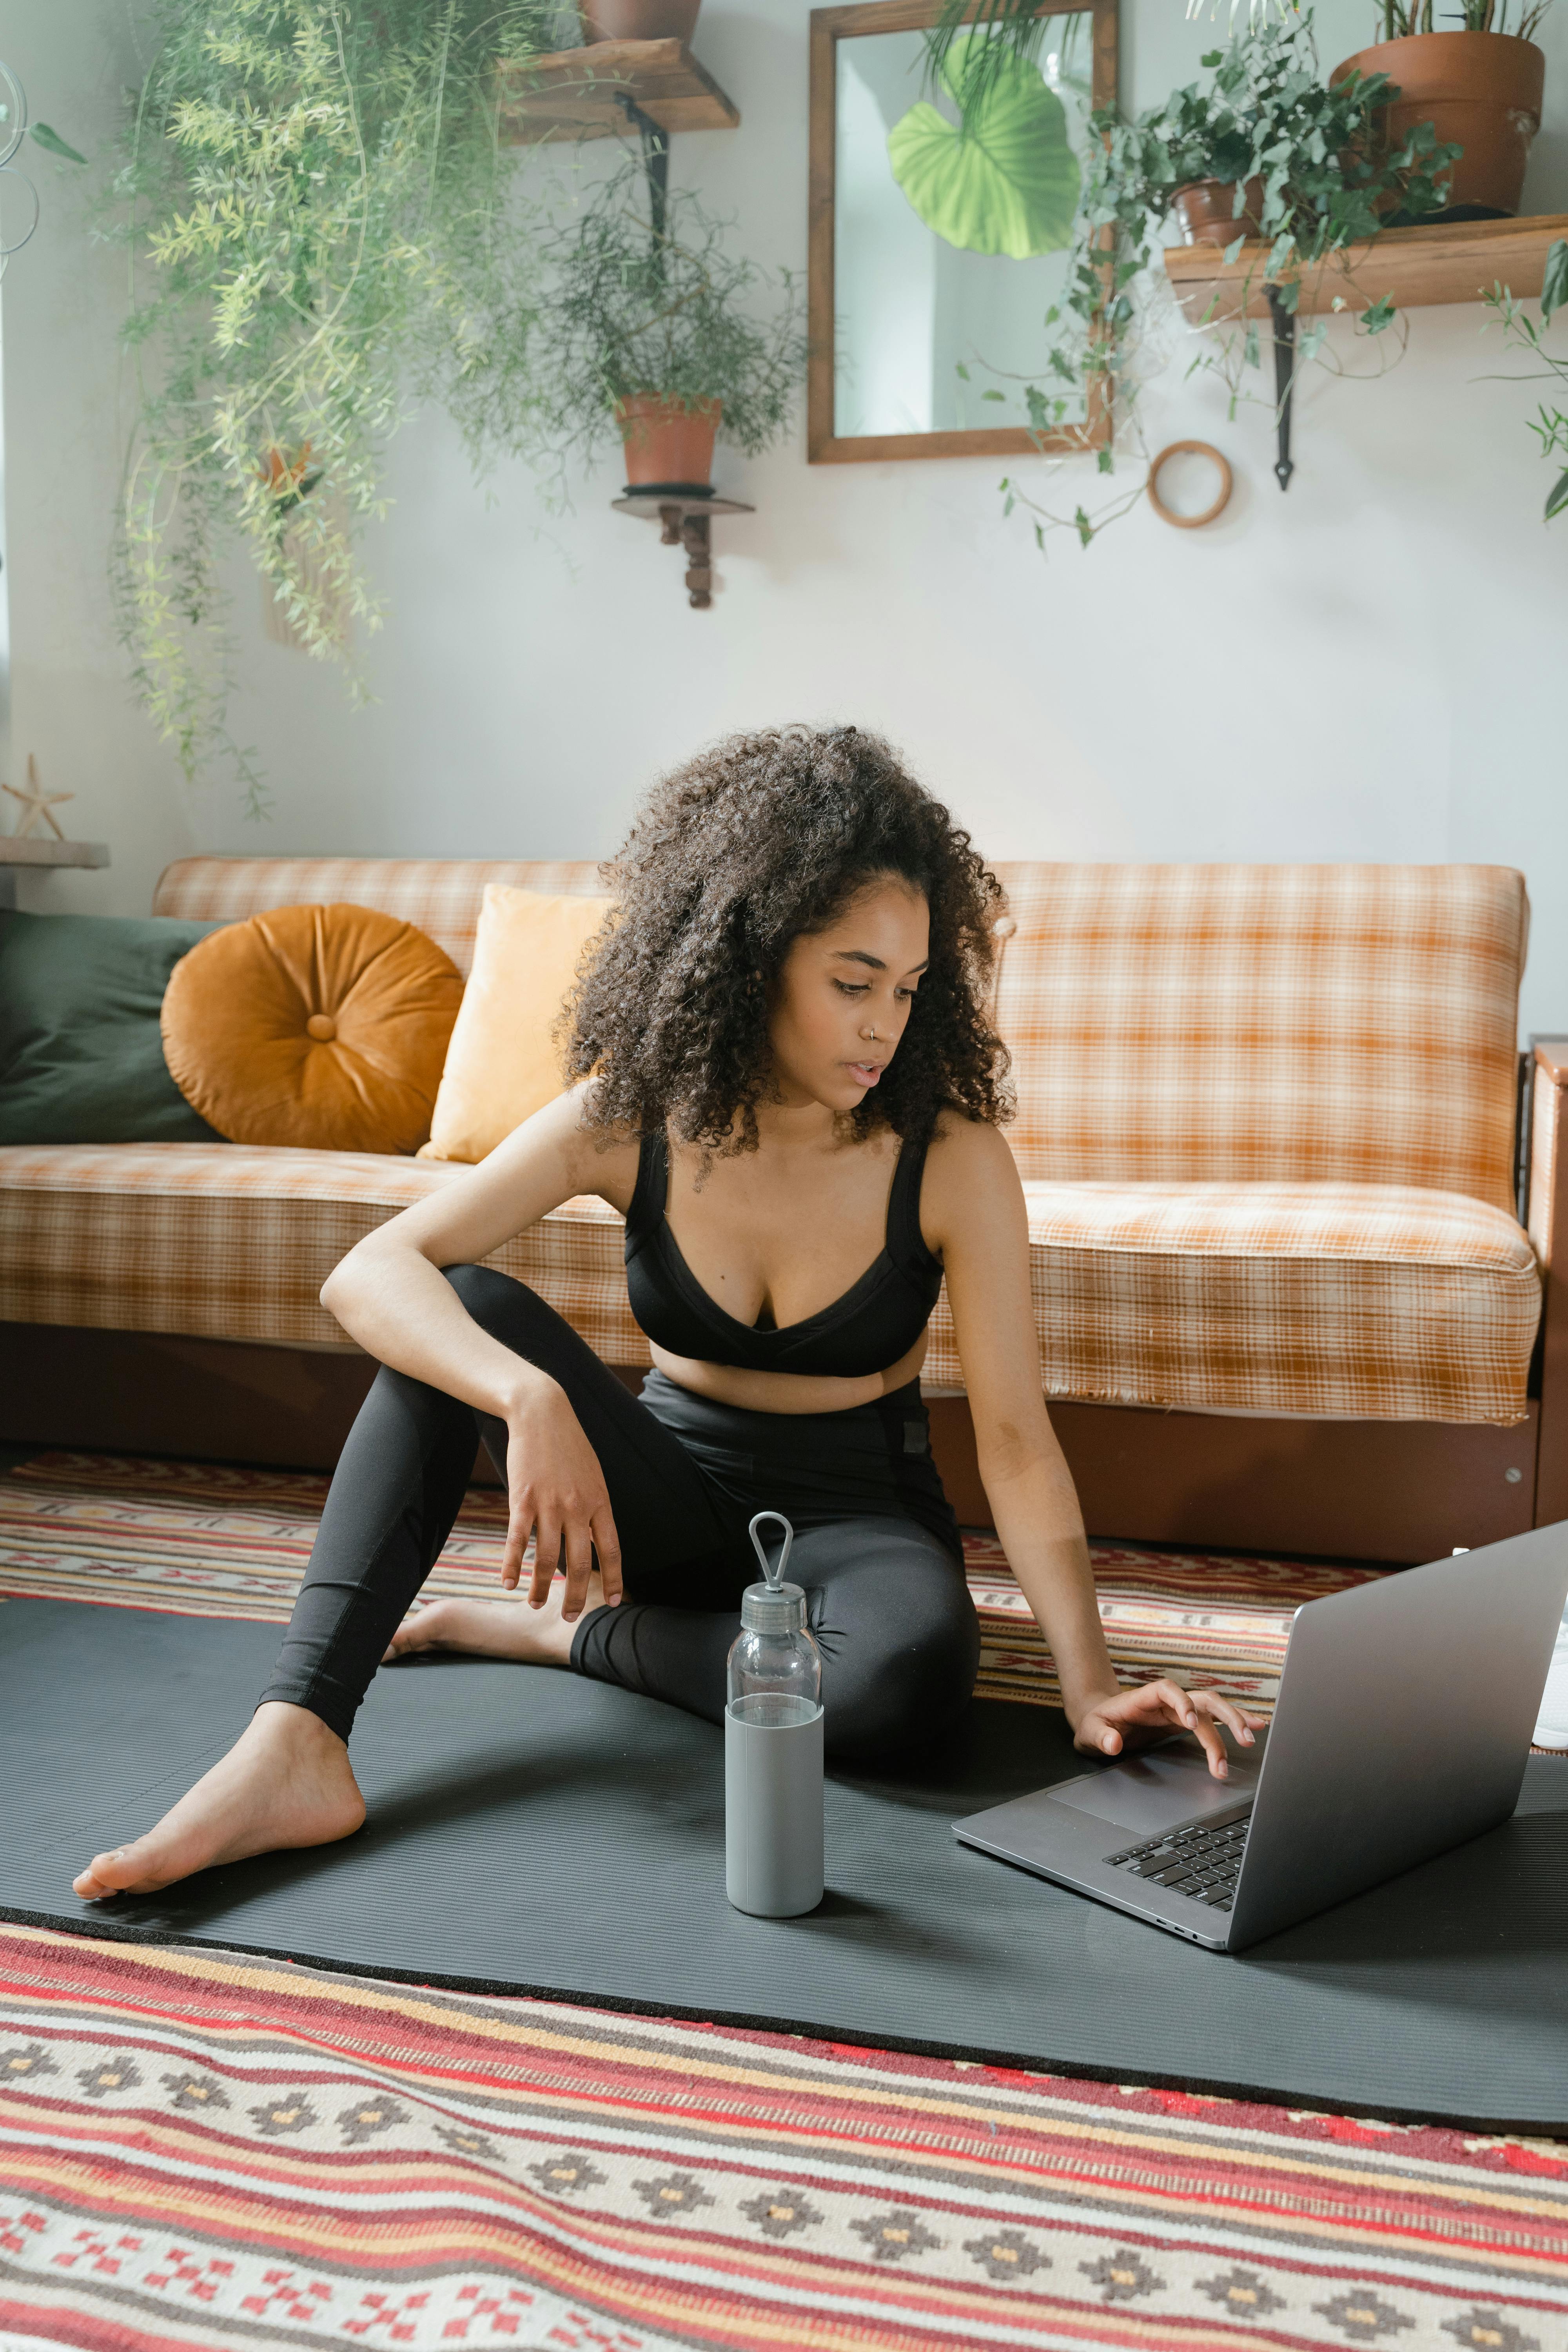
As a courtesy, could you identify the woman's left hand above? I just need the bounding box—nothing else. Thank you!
[1071,1680,1264,1781]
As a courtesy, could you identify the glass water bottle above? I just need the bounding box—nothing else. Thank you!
[725,1511,824,1918]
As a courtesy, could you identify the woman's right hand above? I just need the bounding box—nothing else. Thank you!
[499,1374,623,1623]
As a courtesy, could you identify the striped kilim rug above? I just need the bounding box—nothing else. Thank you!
[2,1921,1565,2352]
[0,1452,1387,1717]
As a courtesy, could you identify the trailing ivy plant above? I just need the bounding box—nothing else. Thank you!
[969,11,1457,547]
[506,157,808,496]
[111,0,553,809]
[1483,238,1568,522]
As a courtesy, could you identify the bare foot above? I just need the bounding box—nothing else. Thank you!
[73,1701,365,1901]
[385,1574,605,1671]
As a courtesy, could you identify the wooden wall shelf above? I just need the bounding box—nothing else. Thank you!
[0,837,109,911]
[497,39,740,143]
[1165,210,1568,325]
[0,838,109,869]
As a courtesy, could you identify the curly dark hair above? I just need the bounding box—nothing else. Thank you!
[564,725,1012,1151]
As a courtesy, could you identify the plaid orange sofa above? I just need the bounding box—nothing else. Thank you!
[2,855,1561,1563]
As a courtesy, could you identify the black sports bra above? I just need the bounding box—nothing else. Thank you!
[623,1129,944,1378]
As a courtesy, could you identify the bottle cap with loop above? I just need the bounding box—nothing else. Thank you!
[742,1511,807,1634]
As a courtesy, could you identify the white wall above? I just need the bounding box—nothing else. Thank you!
[4,0,1567,1033]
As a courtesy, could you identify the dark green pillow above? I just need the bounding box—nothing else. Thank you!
[0,908,227,1145]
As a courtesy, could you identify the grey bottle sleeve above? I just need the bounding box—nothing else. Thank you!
[724,1705,824,1918]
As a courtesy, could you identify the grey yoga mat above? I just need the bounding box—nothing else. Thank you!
[5,1597,1567,2131]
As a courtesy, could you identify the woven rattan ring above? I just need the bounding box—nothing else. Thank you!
[1146,441,1233,530]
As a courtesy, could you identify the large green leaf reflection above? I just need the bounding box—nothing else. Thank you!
[886,36,1080,260]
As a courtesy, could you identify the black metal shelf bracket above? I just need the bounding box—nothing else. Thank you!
[617,91,669,240]
[1266,284,1296,493]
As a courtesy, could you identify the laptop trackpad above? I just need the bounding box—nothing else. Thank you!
[1047,1746,1256,1837]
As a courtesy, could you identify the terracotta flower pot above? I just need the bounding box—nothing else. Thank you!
[616,393,721,492]
[580,0,700,44]
[1332,32,1545,218]
[1170,176,1267,246]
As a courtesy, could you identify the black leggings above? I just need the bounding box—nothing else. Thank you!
[261,1265,981,1763]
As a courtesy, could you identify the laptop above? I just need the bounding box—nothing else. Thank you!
[954,1524,1568,1953]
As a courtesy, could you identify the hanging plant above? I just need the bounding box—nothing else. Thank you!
[920,0,1067,117]
[1483,238,1568,521]
[109,0,553,810]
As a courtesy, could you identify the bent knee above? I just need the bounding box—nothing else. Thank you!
[441,1261,508,1310]
[818,1577,980,1765]
[440,1262,547,1334]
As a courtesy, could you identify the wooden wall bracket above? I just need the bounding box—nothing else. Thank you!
[611,490,754,609]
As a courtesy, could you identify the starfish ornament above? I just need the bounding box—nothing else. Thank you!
[3,754,73,841]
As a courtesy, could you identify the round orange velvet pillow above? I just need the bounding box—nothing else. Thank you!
[160,902,464,1154]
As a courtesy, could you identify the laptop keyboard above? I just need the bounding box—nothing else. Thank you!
[1104,1806,1253,1911]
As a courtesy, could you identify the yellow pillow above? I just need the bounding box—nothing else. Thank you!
[419,886,612,1163]
[161,902,463,1155]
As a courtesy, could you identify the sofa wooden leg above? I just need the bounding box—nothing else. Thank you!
[1528,1038,1568,1528]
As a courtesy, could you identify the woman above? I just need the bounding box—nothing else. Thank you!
[75,727,1253,1900]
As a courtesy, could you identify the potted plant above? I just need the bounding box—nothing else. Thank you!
[986,11,1458,544]
[525,159,807,497]
[1333,0,1552,220]
[579,0,702,42]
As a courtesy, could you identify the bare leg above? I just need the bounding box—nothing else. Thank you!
[72,1702,365,1900]
[384,1573,604,1670]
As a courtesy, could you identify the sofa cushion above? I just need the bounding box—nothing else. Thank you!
[957,1179,1539,1424]
[420,887,613,1163]
[0,910,225,1148]
[0,1145,635,1362]
[989,862,1529,1214]
[0,1148,1537,1425]
[160,903,463,1154]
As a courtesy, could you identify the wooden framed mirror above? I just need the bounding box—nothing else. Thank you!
[808,0,1118,464]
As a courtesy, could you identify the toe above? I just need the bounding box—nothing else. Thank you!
[73,1844,149,1899]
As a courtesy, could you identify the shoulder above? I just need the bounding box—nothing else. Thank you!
[924,1109,1017,1180]
[526,1082,644,1205]
[918,1111,1022,1249]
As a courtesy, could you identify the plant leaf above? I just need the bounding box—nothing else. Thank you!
[29,122,87,165]
[1546,466,1568,522]
[1542,238,1568,327]
[887,37,1080,261]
